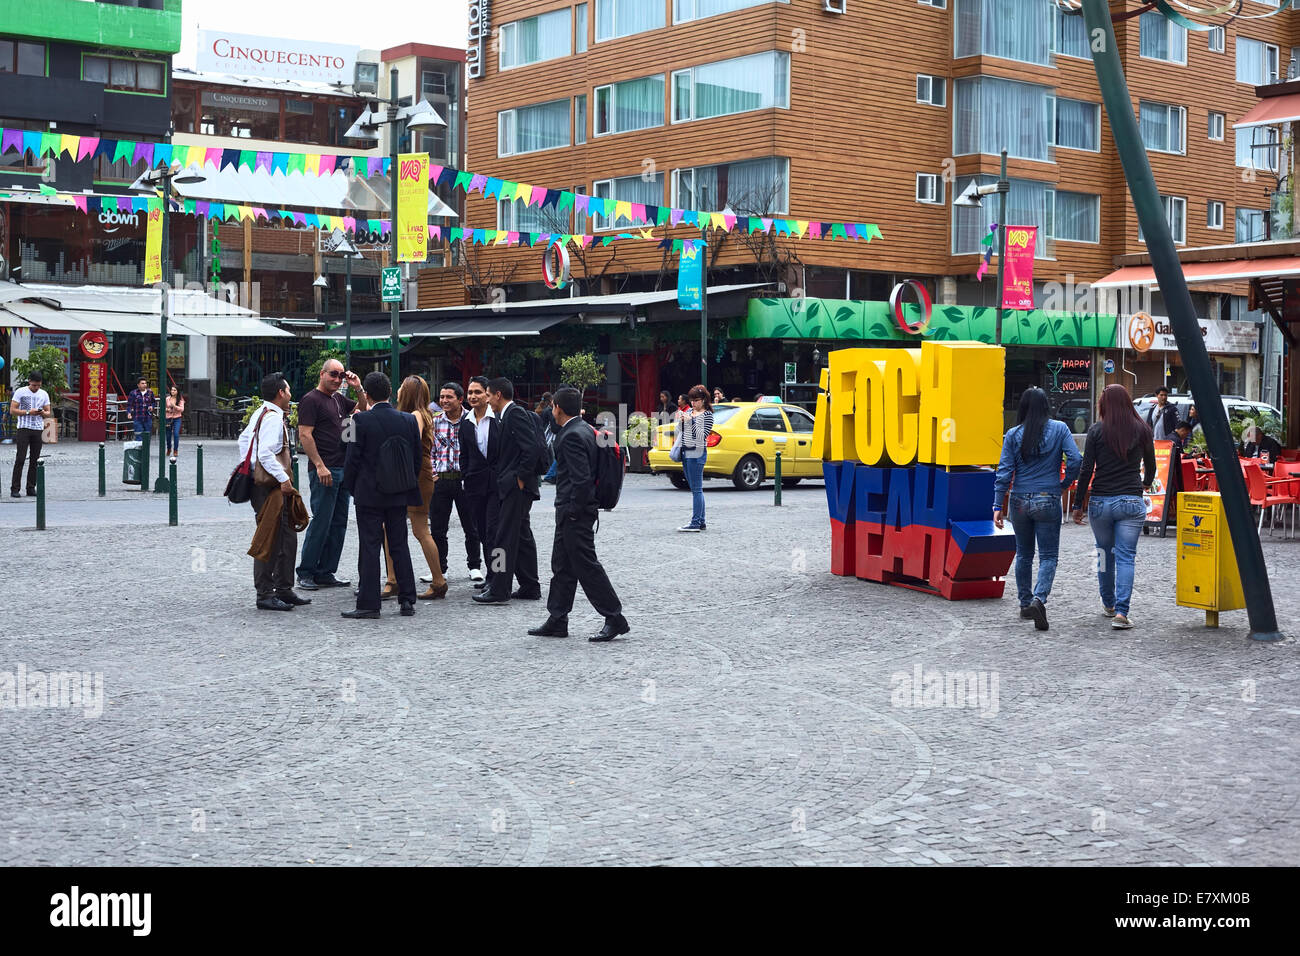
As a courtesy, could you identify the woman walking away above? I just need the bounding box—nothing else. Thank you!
[993,387,1081,632]
[165,385,184,459]
[387,376,448,600]
[1072,384,1156,630]
[676,385,713,532]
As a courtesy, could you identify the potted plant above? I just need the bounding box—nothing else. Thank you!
[558,352,606,414]
[621,412,654,472]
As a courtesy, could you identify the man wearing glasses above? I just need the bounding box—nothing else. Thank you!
[296,358,369,591]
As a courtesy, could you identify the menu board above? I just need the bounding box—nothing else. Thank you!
[1145,440,1174,526]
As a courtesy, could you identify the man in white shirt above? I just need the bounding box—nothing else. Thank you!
[237,372,308,612]
[9,370,51,498]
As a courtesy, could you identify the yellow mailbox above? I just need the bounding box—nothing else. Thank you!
[1176,492,1246,627]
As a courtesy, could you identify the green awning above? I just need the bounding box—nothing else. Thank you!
[323,337,412,350]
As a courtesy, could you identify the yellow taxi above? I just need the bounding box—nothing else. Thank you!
[647,402,822,490]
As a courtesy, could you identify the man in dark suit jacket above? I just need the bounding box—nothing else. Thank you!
[341,372,422,619]
[460,375,500,592]
[473,376,542,605]
[528,387,629,642]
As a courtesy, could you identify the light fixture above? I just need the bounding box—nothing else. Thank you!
[747,344,754,360]
[404,101,446,130]
[344,107,381,141]
[313,274,329,289]
[812,346,821,364]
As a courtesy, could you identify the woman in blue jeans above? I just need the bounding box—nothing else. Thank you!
[1071,384,1157,630]
[993,387,1081,631]
[677,385,713,532]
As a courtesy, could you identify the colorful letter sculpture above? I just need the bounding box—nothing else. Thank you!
[814,341,1015,600]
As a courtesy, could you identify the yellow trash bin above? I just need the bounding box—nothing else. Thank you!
[1176,492,1246,627]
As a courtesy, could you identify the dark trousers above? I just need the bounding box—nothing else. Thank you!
[429,475,481,573]
[356,503,415,610]
[10,428,42,494]
[465,474,497,584]
[250,484,297,598]
[484,486,539,599]
[546,506,622,619]
[297,466,350,582]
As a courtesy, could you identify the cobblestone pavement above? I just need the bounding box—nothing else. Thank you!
[2,439,1298,865]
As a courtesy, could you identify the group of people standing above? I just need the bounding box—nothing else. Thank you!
[239,361,628,642]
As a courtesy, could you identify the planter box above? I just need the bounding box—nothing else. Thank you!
[625,446,651,473]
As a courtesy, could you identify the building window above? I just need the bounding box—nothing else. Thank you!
[575,93,587,144]
[954,76,1053,161]
[916,172,941,204]
[953,176,1053,255]
[1052,6,1089,59]
[498,98,572,156]
[0,40,45,76]
[919,0,946,7]
[574,184,589,232]
[576,3,589,52]
[421,70,447,97]
[596,0,666,42]
[1236,207,1267,242]
[592,172,665,229]
[1208,111,1225,141]
[1237,37,1279,85]
[672,157,789,213]
[954,0,1052,66]
[1208,26,1224,54]
[500,9,572,70]
[1054,97,1100,151]
[84,55,165,93]
[1207,200,1224,230]
[498,197,569,234]
[1235,124,1279,171]
[1053,191,1099,242]
[672,51,790,122]
[0,121,46,174]
[594,75,665,136]
[419,127,449,164]
[1137,195,1186,244]
[1139,10,1186,64]
[1138,101,1185,154]
[674,0,788,23]
[916,74,946,107]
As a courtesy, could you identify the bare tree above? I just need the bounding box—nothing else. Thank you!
[456,239,521,304]
[710,176,803,291]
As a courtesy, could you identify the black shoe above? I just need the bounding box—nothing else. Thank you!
[315,575,350,588]
[472,591,510,605]
[341,609,381,619]
[9,491,18,499]
[528,616,569,637]
[511,588,542,600]
[1019,606,1035,620]
[698,523,707,531]
[1029,598,1049,631]
[296,577,320,591]
[256,597,295,611]
[400,601,415,617]
[276,591,312,606]
[590,614,630,642]
[474,580,490,591]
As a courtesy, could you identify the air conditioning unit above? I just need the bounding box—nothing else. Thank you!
[824,0,846,12]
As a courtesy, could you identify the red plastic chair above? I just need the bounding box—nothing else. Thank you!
[1242,461,1299,537]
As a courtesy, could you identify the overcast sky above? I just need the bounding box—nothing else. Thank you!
[176,0,470,68]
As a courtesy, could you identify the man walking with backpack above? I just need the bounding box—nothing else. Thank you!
[528,387,629,642]
[342,372,422,619]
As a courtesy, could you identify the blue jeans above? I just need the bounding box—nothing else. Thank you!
[1088,495,1147,616]
[683,450,706,526]
[1009,491,1062,606]
[132,419,152,441]
[166,418,182,454]
[544,455,557,481]
[296,466,350,582]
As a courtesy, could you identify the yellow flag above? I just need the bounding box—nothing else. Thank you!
[396,152,430,263]
[144,200,163,286]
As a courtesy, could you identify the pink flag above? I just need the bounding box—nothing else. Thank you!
[630,203,646,225]
[430,164,444,183]
[530,185,547,207]
[809,222,823,239]
[73,196,87,213]
[77,137,99,162]
[319,154,337,176]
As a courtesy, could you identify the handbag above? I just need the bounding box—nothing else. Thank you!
[669,419,684,463]
[225,408,268,503]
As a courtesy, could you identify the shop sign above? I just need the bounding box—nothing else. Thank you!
[1046,357,1090,393]
[97,209,140,234]
[167,340,186,370]
[197,30,357,85]
[381,267,402,302]
[467,0,492,79]
[31,332,71,383]
[677,244,702,310]
[1126,314,1260,354]
[200,90,280,114]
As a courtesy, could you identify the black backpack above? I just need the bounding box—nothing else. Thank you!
[591,425,625,510]
[377,433,418,495]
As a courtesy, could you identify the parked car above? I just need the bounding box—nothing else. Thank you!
[648,402,822,490]
[1132,394,1283,433]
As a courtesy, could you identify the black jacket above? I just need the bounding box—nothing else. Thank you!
[1145,402,1178,438]
[553,416,597,518]
[459,408,499,481]
[495,401,542,500]
[342,402,422,509]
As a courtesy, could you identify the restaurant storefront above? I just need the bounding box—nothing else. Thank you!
[1102,313,1263,401]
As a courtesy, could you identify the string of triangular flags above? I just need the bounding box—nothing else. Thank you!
[975,223,999,281]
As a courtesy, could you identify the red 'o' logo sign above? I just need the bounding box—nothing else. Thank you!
[889,280,933,335]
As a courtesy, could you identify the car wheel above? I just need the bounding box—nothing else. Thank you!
[669,473,689,490]
[732,455,764,490]
[781,478,801,488]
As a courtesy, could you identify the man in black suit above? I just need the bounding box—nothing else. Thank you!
[460,375,500,592]
[529,387,630,642]
[473,376,542,605]
[341,372,422,619]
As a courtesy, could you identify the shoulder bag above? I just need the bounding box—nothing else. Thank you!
[225,408,268,503]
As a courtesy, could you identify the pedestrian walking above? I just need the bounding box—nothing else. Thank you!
[1072,383,1157,630]
[8,369,50,498]
[341,372,422,619]
[165,385,185,459]
[528,387,630,642]
[472,377,543,605]
[421,381,484,586]
[1144,386,1178,442]
[675,384,713,532]
[385,375,448,601]
[126,377,156,441]
[537,392,559,484]
[992,387,1082,631]
[296,359,368,591]
[238,373,311,612]
[461,375,499,593]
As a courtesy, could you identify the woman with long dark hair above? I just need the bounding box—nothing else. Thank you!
[1072,384,1156,629]
[384,376,448,600]
[993,387,1081,631]
[676,384,713,531]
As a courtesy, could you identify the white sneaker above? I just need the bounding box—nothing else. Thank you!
[419,573,433,584]
[468,567,486,584]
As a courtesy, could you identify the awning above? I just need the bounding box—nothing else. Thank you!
[1234,94,1300,129]
[321,314,571,341]
[0,284,294,336]
[1093,257,1300,288]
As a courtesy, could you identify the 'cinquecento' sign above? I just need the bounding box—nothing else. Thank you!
[198,29,358,85]
[467,0,492,80]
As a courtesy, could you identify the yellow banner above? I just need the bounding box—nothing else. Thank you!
[396,152,429,263]
[144,200,163,285]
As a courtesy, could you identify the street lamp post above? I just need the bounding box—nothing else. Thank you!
[319,229,362,371]
[952,151,1010,344]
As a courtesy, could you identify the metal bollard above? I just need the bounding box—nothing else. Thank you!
[196,443,204,496]
[98,442,106,497]
[292,455,299,489]
[140,432,150,492]
[773,450,783,507]
[36,459,45,530]
[168,460,178,527]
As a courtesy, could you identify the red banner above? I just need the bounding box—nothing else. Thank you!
[1145,440,1174,525]
[80,361,108,442]
[1000,225,1036,311]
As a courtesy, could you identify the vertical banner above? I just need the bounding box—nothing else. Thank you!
[396,152,430,263]
[677,243,703,310]
[144,200,163,285]
[80,362,108,443]
[1000,225,1036,310]
[1145,439,1174,526]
